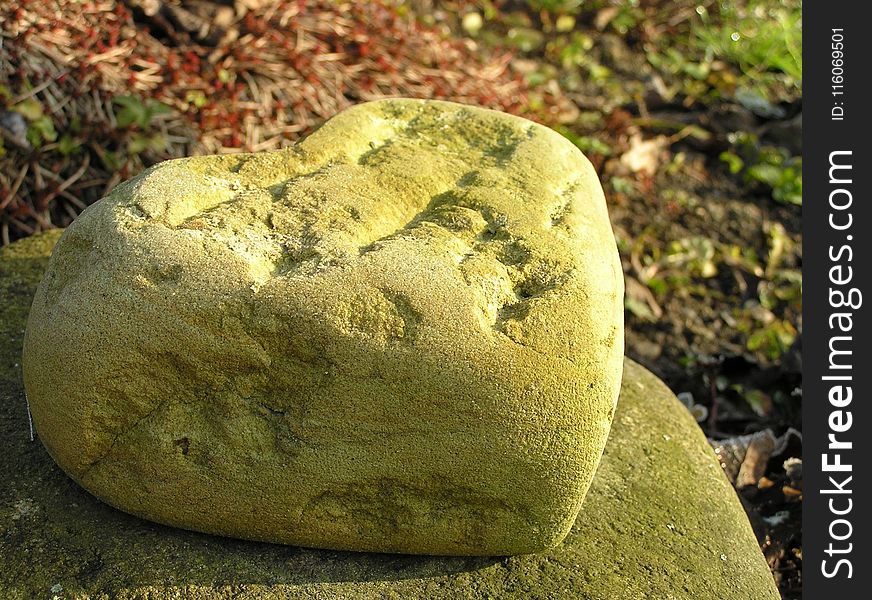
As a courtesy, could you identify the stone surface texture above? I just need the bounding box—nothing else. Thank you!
[22,99,624,555]
[2,232,779,598]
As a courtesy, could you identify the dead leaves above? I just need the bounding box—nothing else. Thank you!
[710,428,801,488]
[620,133,670,177]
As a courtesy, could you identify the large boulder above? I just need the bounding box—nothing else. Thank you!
[1,232,779,598]
[22,99,624,555]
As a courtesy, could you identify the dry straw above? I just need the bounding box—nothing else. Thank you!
[1,0,549,244]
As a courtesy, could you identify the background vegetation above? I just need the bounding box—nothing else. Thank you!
[0,1,801,596]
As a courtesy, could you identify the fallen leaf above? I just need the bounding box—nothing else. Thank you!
[709,428,801,487]
[620,134,669,176]
[625,275,663,321]
[782,486,802,498]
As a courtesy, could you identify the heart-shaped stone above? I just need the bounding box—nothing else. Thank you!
[23,99,624,555]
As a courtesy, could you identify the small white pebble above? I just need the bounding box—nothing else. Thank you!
[720,553,727,561]
[763,511,790,526]
[662,434,671,441]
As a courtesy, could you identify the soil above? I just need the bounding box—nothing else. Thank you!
[590,43,804,600]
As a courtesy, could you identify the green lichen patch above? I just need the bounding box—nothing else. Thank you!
[22,100,624,555]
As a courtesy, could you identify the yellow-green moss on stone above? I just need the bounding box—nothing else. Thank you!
[22,100,624,555]
[3,233,777,598]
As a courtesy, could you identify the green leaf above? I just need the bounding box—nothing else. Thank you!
[113,96,173,129]
[746,320,797,360]
[747,163,782,186]
[147,133,167,152]
[145,100,172,118]
[185,90,208,108]
[647,277,668,296]
[719,151,744,174]
[57,134,79,156]
[611,176,635,194]
[114,96,148,128]
[128,132,168,156]
[128,134,149,155]
[26,116,57,148]
[732,386,773,417]
[505,27,545,52]
[99,149,122,171]
[12,98,44,120]
[558,128,613,156]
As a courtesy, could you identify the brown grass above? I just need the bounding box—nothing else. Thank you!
[1,0,560,244]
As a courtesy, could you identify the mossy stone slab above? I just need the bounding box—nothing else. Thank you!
[22,99,624,555]
[2,232,778,599]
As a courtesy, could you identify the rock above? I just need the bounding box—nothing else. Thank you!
[22,99,625,555]
[1,233,779,598]
[0,110,32,151]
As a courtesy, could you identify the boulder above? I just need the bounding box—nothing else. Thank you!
[1,231,779,598]
[22,99,624,555]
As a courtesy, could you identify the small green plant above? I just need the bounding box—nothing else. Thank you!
[719,151,744,175]
[558,127,613,156]
[692,0,802,96]
[525,0,583,15]
[11,98,58,148]
[642,0,801,104]
[607,6,644,35]
[112,96,172,129]
[665,237,718,279]
[112,96,172,156]
[505,27,546,52]
[758,269,802,311]
[556,32,593,69]
[747,154,802,206]
[184,90,208,109]
[26,116,57,148]
[720,134,802,206]
[646,47,712,81]
[610,176,635,195]
[746,319,797,361]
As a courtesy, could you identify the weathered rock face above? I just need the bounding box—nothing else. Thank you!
[22,99,625,555]
[2,232,779,599]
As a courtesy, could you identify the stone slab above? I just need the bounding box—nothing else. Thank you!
[0,232,779,599]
